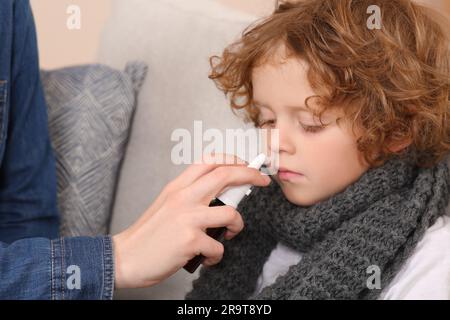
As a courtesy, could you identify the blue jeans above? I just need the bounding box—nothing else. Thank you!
[0,0,114,299]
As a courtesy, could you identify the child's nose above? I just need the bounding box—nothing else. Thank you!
[277,124,296,155]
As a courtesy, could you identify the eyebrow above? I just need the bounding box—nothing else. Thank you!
[253,100,312,113]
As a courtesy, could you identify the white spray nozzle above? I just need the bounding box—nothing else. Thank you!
[247,153,267,170]
[217,153,267,208]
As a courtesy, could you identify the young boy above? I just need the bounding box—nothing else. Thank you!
[186,0,450,299]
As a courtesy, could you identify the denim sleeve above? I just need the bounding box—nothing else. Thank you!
[0,0,59,243]
[0,235,115,300]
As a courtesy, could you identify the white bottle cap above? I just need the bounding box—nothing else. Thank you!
[217,153,267,208]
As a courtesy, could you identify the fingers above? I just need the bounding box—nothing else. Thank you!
[147,154,247,220]
[195,206,244,236]
[168,153,248,192]
[196,234,225,267]
[200,153,247,166]
[188,166,271,205]
[188,207,244,267]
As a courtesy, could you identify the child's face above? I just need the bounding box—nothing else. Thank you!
[252,55,370,206]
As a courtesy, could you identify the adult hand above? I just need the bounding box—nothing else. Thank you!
[112,154,271,289]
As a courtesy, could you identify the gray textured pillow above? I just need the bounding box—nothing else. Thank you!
[41,62,148,237]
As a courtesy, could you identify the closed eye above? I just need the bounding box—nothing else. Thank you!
[257,119,276,128]
[301,124,325,133]
[258,120,325,133]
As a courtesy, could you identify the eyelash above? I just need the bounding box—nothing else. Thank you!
[258,120,325,133]
[302,125,325,133]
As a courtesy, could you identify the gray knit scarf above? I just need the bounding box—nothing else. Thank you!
[186,154,450,300]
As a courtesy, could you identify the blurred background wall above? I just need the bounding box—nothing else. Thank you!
[30,0,111,69]
[30,0,450,69]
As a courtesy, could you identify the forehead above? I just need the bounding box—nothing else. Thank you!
[251,56,317,112]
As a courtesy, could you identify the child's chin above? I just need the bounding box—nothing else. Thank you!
[278,185,316,207]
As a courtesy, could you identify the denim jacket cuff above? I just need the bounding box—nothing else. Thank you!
[50,235,115,300]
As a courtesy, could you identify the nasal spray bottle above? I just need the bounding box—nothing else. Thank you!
[183,153,267,273]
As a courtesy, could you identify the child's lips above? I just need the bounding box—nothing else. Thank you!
[277,168,304,181]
